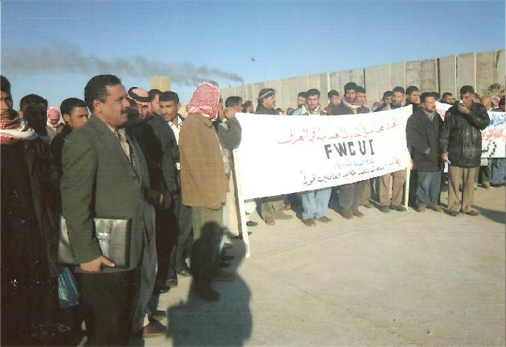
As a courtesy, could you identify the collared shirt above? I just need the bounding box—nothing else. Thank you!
[168,115,184,145]
[168,115,184,170]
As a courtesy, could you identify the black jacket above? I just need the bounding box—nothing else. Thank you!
[439,103,490,167]
[50,124,73,177]
[406,108,443,172]
[145,113,179,193]
[1,139,60,280]
[255,104,278,115]
[327,102,370,115]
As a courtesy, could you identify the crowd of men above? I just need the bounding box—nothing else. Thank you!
[1,73,504,346]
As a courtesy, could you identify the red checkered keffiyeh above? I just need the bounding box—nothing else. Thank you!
[0,117,22,144]
[0,116,38,145]
[186,83,220,121]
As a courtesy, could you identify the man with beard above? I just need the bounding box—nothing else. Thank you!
[61,75,155,345]
[328,82,370,219]
[293,89,332,226]
[440,92,456,105]
[124,87,169,337]
[407,92,444,212]
[1,75,60,346]
[355,86,370,112]
[255,88,293,225]
[405,85,421,112]
[440,85,490,216]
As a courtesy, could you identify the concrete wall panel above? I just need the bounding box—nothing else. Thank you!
[319,73,330,107]
[406,61,422,89]
[458,53,476,90]
[351,69,365,87]
[391,62,405,88]
[365,64,392,103]
[439,55,457,96]
[495,50,505,87]
[421,59,437,93]
[476,51,495,95]
[329,72,341,94]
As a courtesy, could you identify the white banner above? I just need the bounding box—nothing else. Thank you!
[235,106,412,200]
[435,102,505,158]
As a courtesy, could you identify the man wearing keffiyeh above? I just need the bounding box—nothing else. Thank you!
[179,82,235,301]
[46,106,64,143]
[1,75,60,346]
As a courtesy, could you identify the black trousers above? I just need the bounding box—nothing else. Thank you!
[155,205,177,286]
[172,194,193,273]
[75,269,139,347]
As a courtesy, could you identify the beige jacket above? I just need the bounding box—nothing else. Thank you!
[179,113,227,209]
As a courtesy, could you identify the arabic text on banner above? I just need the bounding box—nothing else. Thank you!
[235,106,412,200]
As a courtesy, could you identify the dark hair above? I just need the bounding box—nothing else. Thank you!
[225,96,243,108]
[406,85,419,95]
[60,98,87,117]
[148,89,162,101]
[383,91,393,99]
[298,92,307,99]
[431,92,440,100]
[459,85,474,95]
[84,74,122,111]
[420,92,436,103]
[499,96,505,107]
[23,103,48,136]
[356,86,366,94]
[305,89,320,98]
[1,75,11,93]
[328,90,339,98]
[392,86,405,94]
[20,94,48,111]
[344,82,358,93]
[159,91,180,104]
[242,100,253,112]
[441,92,453,99]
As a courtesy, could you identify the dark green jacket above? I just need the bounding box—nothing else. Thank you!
[61,115,155,273]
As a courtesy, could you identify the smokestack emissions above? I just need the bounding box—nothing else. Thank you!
[2,43,244,86]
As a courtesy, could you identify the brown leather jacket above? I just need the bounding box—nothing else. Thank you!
[179,113,227,209]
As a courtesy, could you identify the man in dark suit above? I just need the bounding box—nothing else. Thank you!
[61,75,156,346]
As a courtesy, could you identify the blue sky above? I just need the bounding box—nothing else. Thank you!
[1,0,504,109]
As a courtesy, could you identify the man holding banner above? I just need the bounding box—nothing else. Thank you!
[440,85,490,217]
[293,89,332,226]
[328,82,370,219]
[255,88,293,225]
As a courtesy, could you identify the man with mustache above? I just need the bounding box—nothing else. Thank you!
[61,75,155,345]
[328,82,370,219]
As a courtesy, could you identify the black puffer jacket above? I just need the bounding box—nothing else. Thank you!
[439,103,490,167]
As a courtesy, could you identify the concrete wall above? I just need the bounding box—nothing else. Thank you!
[215,49,505,110]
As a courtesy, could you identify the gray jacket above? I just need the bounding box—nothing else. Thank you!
[61,115,155,273]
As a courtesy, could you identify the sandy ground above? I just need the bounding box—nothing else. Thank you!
[138,185,505,347]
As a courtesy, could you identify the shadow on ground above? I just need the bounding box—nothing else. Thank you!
[474,206,505,224]
[166,239,252,346]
